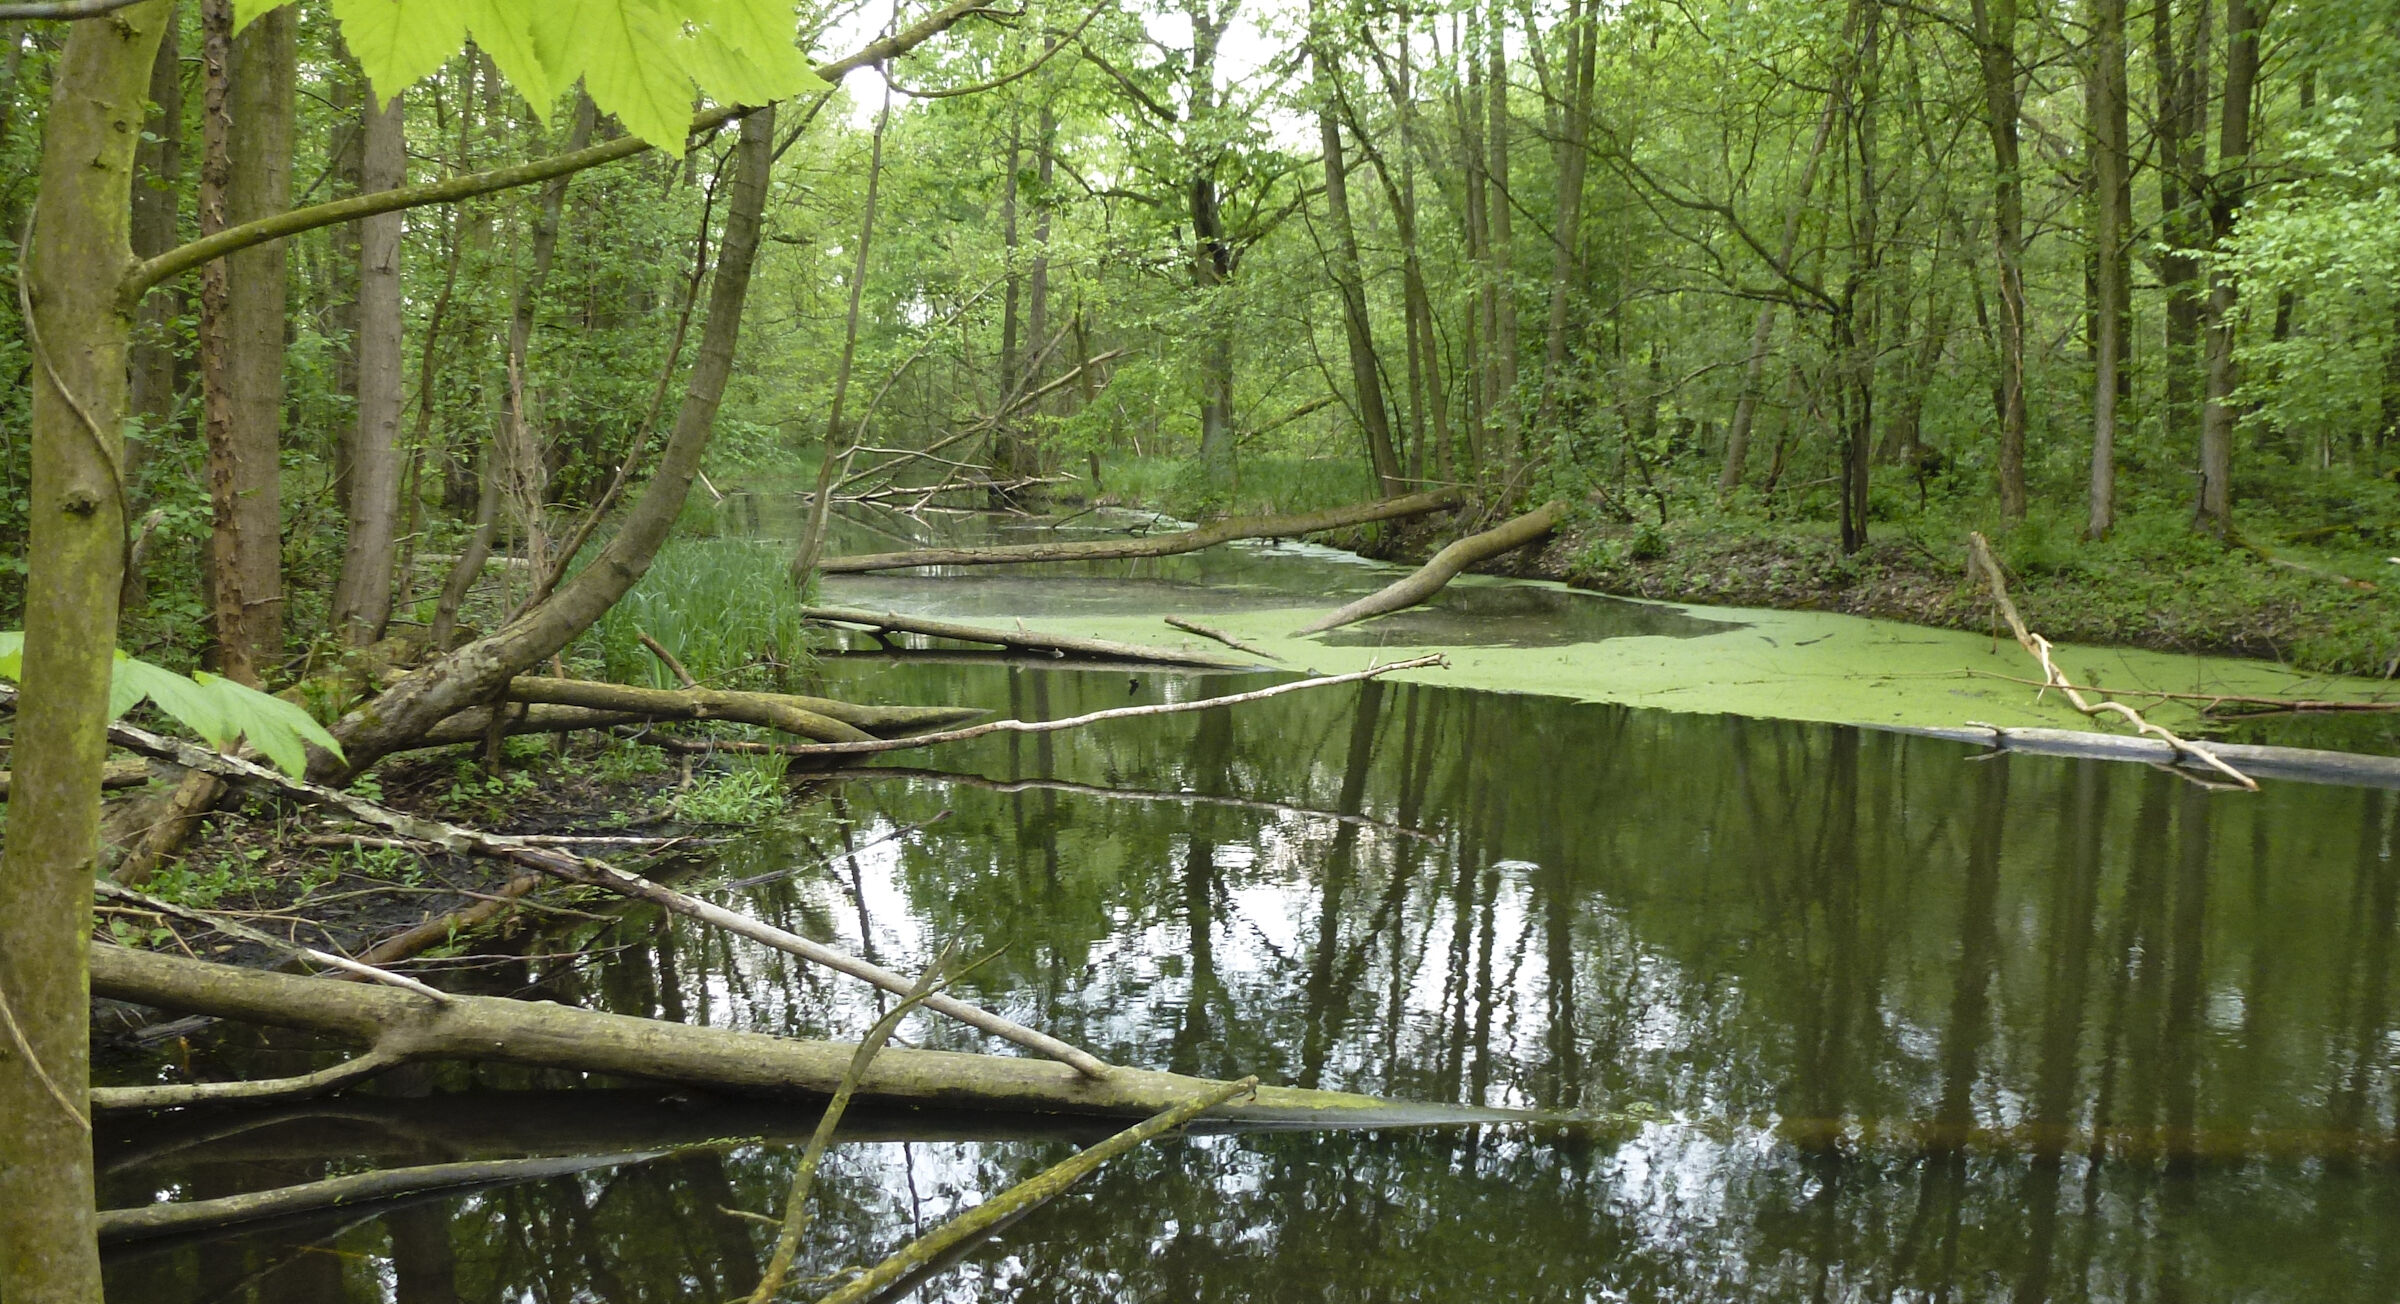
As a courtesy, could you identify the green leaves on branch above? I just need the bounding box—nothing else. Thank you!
[235,0,825,153]
[0,634,343,780]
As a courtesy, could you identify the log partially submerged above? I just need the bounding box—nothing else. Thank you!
[818,489,1461,573]
[88,946,1519,1128]
[802,605,1254,669]
[96,1152,658,1246]
[502,675,979,737]
[1296,501,1564,636]
[1887,723,2400,790]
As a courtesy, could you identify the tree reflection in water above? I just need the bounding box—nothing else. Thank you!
[99,665,2400,1301]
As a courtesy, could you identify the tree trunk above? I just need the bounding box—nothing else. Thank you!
[1482,0,1520,470]
[0,10,172,1299]
[1972,0,2028,522]
[199,0,294,685]
[1187,0,1239,493]
[1295,501,1563,635]
[1719,73,1845,493]
[497,92,597,586]
[86,945,1484,1127]
[1838,0,1883,556]
[2195,0,2258,535]
[330,91,408,643]
[2088,0,2130,539]
[128,20,181,455]
[1533,0,1596,436]
[792,93,887,579]
[1313,25,1404,494]
[2153,0,2209,477]
[326,105,782,781]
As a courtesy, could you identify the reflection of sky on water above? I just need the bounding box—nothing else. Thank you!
[94,505,2400,1301]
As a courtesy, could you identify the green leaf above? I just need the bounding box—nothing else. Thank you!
[333,0,473,106]
[191,672,346,779]
[231,0,296,35]
[679,0,824,107]
[463,0,570,116]
[0,630,20,681]
[541,0,695,152]
[113,654,236,748]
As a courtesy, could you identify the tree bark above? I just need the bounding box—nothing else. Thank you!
[1971,0,2028,522]
[1533,0,1596,436]
[198,0,293,684]
[0,10,171,1299]
[324,106,782,781]
[86,945,1496,1127]
[2088,0,2130,538]
[2153,0,2209,475]
[330,90,407,642]
[127,18,180,453]
[1313,22,1403,494]
[802,607,1252,669]
[1481,0,1520,470]
[1295,500,1563,635]
[2195,0,2258,534]
[1188,0,1239,492]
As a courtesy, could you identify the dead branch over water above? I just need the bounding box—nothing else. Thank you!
[1966,531,2256,789]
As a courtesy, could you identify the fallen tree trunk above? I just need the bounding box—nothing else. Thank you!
[0,760,150,800]
[1296,501,1564,636]
[501,677,869,743]
[650,656,1448,761]
[1885,723,2400,790]
[88,713,1108,1073]
[816,489,1460,573]
[96,1152,657,1246]
[1165,616,1283,661]
[802,606,1254,669]
[502,675,978,737]
[88,946,1515,1128]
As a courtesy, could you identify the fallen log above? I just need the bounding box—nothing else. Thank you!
[501,676,1002,743]
[648,655,1448,761]
[87,716,1108,1073]
[815,1077,1259,1304]
[1165,616,1283,661]
[818,489,1461,573]
[801,605,1254,669]
[1296,501,1564,636]
[0,760,151,800]
[88,946,1518,1128]
[96,1152,658,1246]
[1885,722,2400,790]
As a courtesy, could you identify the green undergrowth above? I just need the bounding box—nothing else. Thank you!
[1099,455,1380,521]
[583,537,817,688]
[1555,499,2400,679]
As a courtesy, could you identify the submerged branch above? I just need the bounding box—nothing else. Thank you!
[812,1077,1261,1304]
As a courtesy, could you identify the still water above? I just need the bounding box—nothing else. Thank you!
[97,512,2400,1301]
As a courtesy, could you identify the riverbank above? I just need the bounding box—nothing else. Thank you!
[1506,515,2397,681]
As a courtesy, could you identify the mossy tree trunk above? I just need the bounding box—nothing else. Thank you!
[0,11,172,1299]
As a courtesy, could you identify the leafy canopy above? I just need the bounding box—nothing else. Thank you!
[236,0,824,154]
[0,634,344,780]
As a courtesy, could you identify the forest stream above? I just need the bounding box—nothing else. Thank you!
[96,503,2400,1301]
